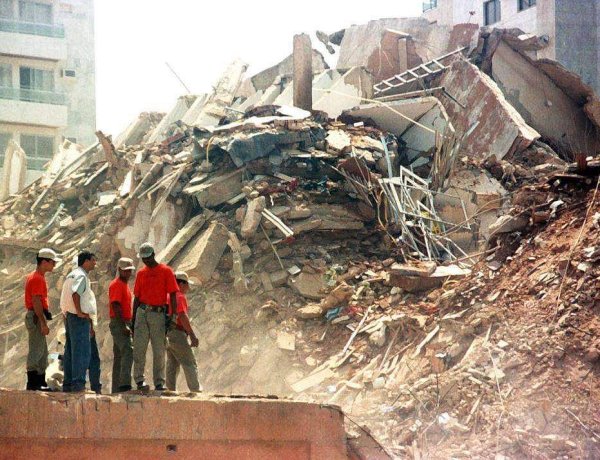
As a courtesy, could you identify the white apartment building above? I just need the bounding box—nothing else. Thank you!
[422,0,600,95]
[0,0,95,184]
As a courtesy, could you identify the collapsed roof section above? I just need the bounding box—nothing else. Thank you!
[480,29,600,155]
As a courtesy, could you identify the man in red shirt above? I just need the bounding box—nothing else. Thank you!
[166,271,200,392]
[132,242,179,391]
[109,257,136,393]
[24,248,59,391]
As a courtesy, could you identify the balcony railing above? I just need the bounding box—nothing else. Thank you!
[423,0,439,12]
[0,86,66,105]
[0,18,65,38]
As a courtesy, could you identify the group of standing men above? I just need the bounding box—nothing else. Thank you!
[24,243,201,393]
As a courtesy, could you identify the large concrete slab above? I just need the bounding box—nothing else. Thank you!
[343,96,441,136]
[491,40,600,153]
[178,221,229,283]
[0,390,349,460]
[439,59,540,160]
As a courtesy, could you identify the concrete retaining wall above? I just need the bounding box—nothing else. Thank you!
[0,390,349,459]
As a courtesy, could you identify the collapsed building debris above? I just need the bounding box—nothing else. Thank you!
[1,16,600,459]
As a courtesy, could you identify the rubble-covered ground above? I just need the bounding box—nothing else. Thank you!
[2,17,600,459]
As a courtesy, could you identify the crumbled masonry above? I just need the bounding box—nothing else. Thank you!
[1,19,600,458]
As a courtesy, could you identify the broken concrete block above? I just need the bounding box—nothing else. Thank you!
[489,214,529,235]
[388,265,471,293]
[178,222,229,283]
[277,331,296,351]
[157,214,207,265]
[296,304,324,319]
[184,168,245,208]
[326,130,352,154]
[390,261,436,277]
[320,282,354,310]
[260,272,274,292]
[369,325,387,348]
[270,270,289,287]
[241,196,266,240]
[290,271,327,300]
[439,59,539,160]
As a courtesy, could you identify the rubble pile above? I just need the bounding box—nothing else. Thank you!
[1,17,600,458]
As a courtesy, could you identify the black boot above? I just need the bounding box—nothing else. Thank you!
[36,373,51,391]
[26,371,38,391]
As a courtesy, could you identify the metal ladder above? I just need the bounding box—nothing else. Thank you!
[374,47,467,96]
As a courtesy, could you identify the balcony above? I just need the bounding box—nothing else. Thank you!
[0,86,67,127]
[0,86,66,105]
[0,18,64,38]
[423,0,439,12]
[0,19,67,61]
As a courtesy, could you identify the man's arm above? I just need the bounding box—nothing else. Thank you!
[169,292,177,319]
[72,293,89,319]
[32,296,49,336]
[111,301,131,335]
[177,312,199,347]
[132,296,140,329]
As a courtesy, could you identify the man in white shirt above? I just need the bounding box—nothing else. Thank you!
[60,251,98,392]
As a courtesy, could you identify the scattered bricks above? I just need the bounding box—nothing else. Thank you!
[178,222,229,283]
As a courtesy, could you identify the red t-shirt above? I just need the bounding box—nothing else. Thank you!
[133,263,179,306]
[108,277,133,321]
[168,291,189,328]
[25,271,49,311]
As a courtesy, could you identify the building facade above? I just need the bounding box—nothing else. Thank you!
[0,0,95,185]
[422,0,600,95]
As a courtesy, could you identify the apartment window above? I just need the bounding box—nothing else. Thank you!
[19,1,51,24]
[0,133,10,166]
[484,0,501,25]
[20,134,54,170]
[20,66,54,91]
[0,64,11,87]
[64,69,76,77]
[518,0,536,11]
[0,0,13,19]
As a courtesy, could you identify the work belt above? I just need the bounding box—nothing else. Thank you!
[139,304,167,312]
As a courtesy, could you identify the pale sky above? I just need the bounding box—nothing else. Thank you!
[95,0,423,136]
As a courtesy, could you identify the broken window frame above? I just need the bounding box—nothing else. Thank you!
[484,0,501,26]
[518,0,536,12]
[20,134,54,171]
